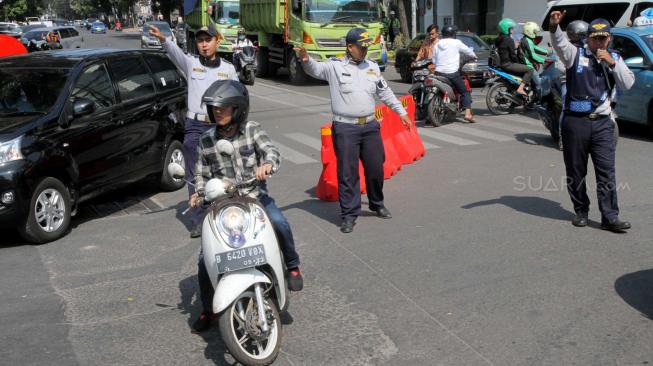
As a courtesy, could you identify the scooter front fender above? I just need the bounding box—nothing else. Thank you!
[213,267,272,314]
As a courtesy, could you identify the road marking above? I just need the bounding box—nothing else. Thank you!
[422,141,440,149]
[272,140,318,164]
[478,120,545,135]
[481,113,543,127]
[440,124,513,142]
[418,129,480,145]
[285,133,323,151]
[256,81,331,101]
[250,92,332,117]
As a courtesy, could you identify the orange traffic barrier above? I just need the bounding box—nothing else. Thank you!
[316,97,426,202]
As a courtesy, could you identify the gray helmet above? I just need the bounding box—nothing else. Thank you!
[202,80,250,128]
[567,20,589,43]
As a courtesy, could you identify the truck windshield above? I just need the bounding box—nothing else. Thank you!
[216,1,240,25]
[305,0,379,24]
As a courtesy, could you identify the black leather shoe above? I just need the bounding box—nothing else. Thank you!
[191,312,216,333]
[572,213,588,227]
[340,220,355,233]
[374,207,392,219]
[287,267,304,291]
[601,219,631,233]
[190,225,201,238]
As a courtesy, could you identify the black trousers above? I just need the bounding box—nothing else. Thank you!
[332,120,385,221]
[561,114,619,222]
[501,62,534,84]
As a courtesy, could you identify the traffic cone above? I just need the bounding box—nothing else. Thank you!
[316,124,339,201]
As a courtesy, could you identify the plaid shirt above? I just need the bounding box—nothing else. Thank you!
[195,121,281,196]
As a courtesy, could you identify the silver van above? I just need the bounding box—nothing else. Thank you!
[29,26,84,49]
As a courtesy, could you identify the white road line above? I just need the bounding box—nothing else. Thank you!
[440,124,513,142]
[422,141,440,149]
[480,114,542,127]
[272,140,318,164]
[478,120,545,135]
[256,81,331,101]
[418,129,480,146]
[285,132,322,151]
[250,92,332,117]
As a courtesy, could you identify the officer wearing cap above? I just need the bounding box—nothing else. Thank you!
[149,23,238,237]
[294,28,412,233]
[549,12,634,233]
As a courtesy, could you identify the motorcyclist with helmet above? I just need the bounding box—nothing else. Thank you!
[519,21,550,94]
[496,18,535,97]
[232,28,254,72]
[432,25,477,122]
[189,79,304,332]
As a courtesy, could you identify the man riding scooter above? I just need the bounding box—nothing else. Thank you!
[188,80,304,332]
[232,28,254,72]
[432,25,477,122]
[519,21,550,98]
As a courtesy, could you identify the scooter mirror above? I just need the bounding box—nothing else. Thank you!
[205,178,229,202]
[217,139,234,155]
[167,162,185,179]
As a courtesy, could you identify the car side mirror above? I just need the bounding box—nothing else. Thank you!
[72,98,95,117]
[625,56,645,69]
[292,0,301,12]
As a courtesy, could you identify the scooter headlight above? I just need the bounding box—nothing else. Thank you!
[217,205,250,248]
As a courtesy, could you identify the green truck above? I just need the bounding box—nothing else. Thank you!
[240,0,385,84]
[184,0,241,55]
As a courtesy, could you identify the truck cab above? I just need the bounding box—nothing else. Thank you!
[213,0,241,55]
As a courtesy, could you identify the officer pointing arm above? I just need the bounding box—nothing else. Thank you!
[293,28,411,234]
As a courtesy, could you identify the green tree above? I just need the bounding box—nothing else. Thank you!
[3,0,42,20]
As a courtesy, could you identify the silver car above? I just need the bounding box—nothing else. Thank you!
[21,26,84,49]
[141,21,176,49]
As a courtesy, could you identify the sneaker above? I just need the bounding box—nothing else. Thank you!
[287,267,304,291]
[191,312,216,333]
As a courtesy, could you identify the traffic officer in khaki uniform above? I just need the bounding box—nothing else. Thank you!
[149,23,238,237]
[549,12,634,233]
[295,28,411,233]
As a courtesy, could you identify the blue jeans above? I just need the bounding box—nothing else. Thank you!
[197,194,300,313]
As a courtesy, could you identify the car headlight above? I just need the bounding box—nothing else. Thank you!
[0,137,24,164]
[142,35,148,42]
[217,205,250,248]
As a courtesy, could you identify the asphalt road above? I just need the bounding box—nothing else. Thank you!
[2,29,653,366]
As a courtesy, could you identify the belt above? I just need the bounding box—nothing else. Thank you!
[333,114,375,125]
[565,111,609,121]
[186,111,211,123]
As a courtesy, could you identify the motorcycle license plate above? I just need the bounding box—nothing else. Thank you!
[216,245,267,274]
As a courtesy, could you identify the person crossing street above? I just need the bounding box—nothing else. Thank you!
[294,28,411,233]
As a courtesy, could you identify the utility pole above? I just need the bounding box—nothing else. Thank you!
[411,0,416,37]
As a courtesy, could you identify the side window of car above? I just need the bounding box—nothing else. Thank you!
[143,54,185,91]
[71,63,115,109]
[59,29,70,38]
[70,28,79,37]
[108,57,156,101]
[612,35,646,62]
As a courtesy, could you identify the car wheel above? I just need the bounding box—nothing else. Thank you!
[20,177,72,243]
[160,140,186,191]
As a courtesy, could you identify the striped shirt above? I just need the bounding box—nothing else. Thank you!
[195,121,281,196]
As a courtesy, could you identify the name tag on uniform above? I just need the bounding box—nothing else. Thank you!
[366,69,376,75]
[218,72,229,78]
[192,67,206,73]
[579,57,589,68]
[341,72,351,76]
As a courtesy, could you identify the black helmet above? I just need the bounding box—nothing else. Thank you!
[567,20,589,43]
[441,25,457,38]
[202,80,250,130]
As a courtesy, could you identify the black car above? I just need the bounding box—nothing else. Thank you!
[394,31,491,84]
[0,49,187,243]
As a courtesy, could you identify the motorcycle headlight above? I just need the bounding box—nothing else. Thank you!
[0,137,24,164]
[217,205,250,248]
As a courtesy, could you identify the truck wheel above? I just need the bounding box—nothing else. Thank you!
[288,54,307,85]
[20,177,72,243]
[257,48,271,77]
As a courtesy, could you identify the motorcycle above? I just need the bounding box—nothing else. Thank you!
[421,60,473,127]
[408,59,433,121]
[168,151,287,365]
[115,22,122,32]
[235,46,257,86]
[484,67,538,115]
[535,57,564,147]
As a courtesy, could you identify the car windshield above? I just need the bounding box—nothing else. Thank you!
[215,1,240,25]
[23,30,48,41]
[0,68,69,123]
[305,0,380,24]
[144,22,172,36]
[459,34,489,52]
[93,22,105,27]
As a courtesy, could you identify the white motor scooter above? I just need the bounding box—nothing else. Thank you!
[168,142,288,366]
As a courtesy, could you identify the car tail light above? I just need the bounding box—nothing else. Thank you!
[303,32,314,44]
